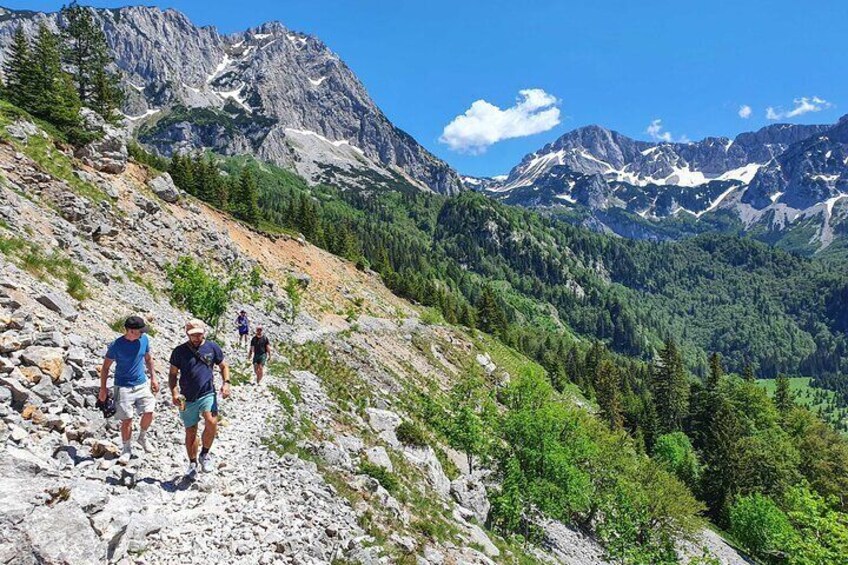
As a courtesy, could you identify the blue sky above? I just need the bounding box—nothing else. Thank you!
[14,0,848,176]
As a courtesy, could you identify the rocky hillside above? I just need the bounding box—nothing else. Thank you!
[0,5,462,196]
[478,120,848,254]
[0,99,750,563]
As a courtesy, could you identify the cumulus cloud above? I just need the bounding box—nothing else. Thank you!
[766,96,832,120]
[738,105,752,119]
[646,119,674,142]
[439,89,561,154]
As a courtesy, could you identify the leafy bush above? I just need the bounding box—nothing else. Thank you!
[164,256,240,329]
[65,270,90,301]
[284,276,302,324]
[653,432,701,488]
[729,493,796,561]
[359,461,399,495]
[396,421,427,447]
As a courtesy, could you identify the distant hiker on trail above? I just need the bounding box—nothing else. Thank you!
[99,315,159,465]
[236,310,250,348]
[248,326,271,384]
[168,319,231,477]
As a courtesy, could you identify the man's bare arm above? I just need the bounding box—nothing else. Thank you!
[99,358,113,401]
[168,365,180,405]
[145,352,159,393]
[219,361,231,398]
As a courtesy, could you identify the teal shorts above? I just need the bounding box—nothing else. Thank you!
[253,353,268,366]
[179,392,216,428]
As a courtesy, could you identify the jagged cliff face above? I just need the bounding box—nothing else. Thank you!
[479,120,848,252]
[0,6,463,195]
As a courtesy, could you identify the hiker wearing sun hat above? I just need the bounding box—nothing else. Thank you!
[99,315,159,464]
[168,318,231,476]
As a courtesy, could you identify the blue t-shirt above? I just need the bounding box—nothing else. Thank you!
[169,340,224,402]
[106,334,150,387]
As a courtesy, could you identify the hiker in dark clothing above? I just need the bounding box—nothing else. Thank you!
[236,310,249,349]
[168,319,230,476]
[248,326,271,384]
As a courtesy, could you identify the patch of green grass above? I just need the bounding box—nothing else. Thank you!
[0,234,90,301]
[757,377,847,430]
[269,384,294,414]
[65,271,90,301]
[230,368,252,387]
[0,101,108,203]
[278,341,369,413]
[125,269,158,296]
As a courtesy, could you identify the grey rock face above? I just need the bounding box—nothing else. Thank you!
[0,6,462,195]
[74,109,129,174]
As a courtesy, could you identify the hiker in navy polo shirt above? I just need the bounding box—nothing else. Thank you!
[99,315,159,464]
[168,319,231,476]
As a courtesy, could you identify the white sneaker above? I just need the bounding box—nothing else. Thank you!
[185,461,198,478]
[117,445,132,465]
[199,452,214,473]
[137,434,155,453]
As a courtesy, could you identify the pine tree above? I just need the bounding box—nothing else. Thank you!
[707,352,723,391]
[60,1,123,121]
[30,24,82,134]
[3,27,35,110]
[701,396,743,519]
[652,339,690,434]
[743,362,756,383]
[238,168,261,225]
[595,359,624,430]
[774,375,794,413]
[476,286,508,336]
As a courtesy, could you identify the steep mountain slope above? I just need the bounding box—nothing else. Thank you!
[0,5,463,195]
[480,120,848,254]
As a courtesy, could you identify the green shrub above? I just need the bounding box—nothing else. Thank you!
[729,493,796,560]
[165,256,240,329]
[128,141,169,172]
[653,432,701,488]
[284,276,302,324]
[396,421,428,447]
[359,461,399,495]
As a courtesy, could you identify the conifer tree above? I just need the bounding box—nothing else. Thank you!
[30,24,82,134]
[743,362,756,383]
[652,339,690,434]
[595,359,624,430]
[237,168,260,225]
[476,285,508,336]
[775,375,794,414]
[707,352,723,391]
[3,27,35,110]
[60,1,123,121]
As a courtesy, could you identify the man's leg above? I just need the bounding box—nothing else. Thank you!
[257,362,264,383]
[185,425,199,461]
[120,418,133,442]
[201,410,217,450]
[198,410,218,472]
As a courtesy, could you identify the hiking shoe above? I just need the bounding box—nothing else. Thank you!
[117,445,132,465]
[199,453,214,473]
[185,461,198,478]
[137,434,155,453]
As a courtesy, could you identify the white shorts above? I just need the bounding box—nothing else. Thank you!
[114,383,156,421]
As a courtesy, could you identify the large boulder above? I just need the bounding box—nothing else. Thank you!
[364,446,393,472]
[450,472,491,524]
[148,173,180,203]
[35,292,78,321]
[18,500,105,564]
[403,446,451,497]
[74,108,129,174]
[20,347,66,381]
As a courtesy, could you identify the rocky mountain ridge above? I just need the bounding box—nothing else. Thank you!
[0,5,463,196]
[477,119,848,252]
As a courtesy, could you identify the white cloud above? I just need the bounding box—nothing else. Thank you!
[439,89,561,154]
[765,96,832,120]
[646,119,673,142]
[738,105,752,119]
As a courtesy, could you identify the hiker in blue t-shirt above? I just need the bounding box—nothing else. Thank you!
[99,316,160,464]
[168,319,231,476]
[236,310,249,349]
